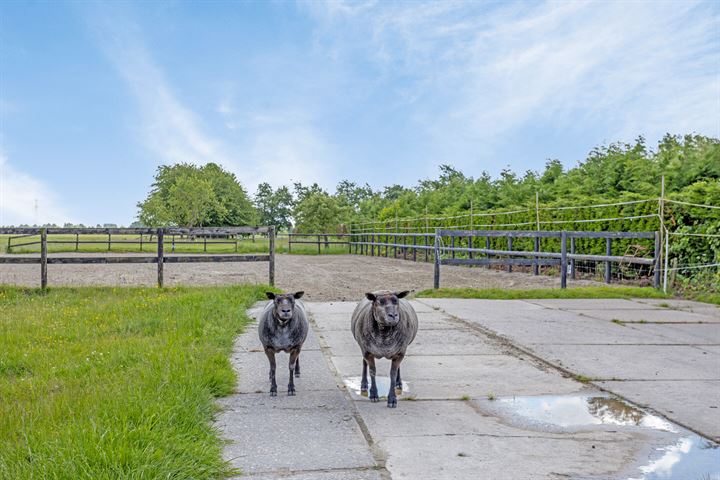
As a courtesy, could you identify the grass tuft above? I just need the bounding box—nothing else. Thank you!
[0,285,269,479]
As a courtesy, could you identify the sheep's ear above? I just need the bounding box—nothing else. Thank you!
[394,290,410,299]
[266,292,276,300]
[293,291,304,299]
[365,292,376,302]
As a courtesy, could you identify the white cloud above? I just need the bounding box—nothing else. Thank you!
[303,0,720,158]
[0,153,73,225]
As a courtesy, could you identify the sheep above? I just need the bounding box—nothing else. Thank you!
[351,290,418,408]
[258,291,308,396]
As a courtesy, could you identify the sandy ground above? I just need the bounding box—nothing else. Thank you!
[0,253,600,301]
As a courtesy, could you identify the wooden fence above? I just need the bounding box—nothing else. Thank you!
[0,226,275,289]
[287,233,352,254]
[348,230,660,289]
[6,230,259,253]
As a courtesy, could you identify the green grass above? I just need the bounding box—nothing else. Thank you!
[416,286,671,300]
[0,234,351,256]
[0,285,270,479]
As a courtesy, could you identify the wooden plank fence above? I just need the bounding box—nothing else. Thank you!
[0,226,275,288]
[348,229,660,290]
[288,233,352,254]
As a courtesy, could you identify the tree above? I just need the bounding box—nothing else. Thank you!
[293,192,343,233]
[254,183,294,231]
[137,163,255,227]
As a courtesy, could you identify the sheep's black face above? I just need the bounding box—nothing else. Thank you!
[366,291,409,328]
[266,292,304,324]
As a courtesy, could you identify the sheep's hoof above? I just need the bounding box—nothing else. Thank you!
[395,387,403,395]
[288,387,296,396]
[369,393,379,402]
[360,389,368,397]
[270,390,277,397]
[387,398,397,408]
[295,371,301,378]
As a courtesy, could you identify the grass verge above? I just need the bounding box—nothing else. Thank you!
[0,285,269,479]
[415,286,671,300]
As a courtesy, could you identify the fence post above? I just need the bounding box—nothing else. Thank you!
[157,228,164,288]
[371,234,375,256]
[605,238,612,284]
[107,232,111,251]
[288,234,292,253]
[348,234,352,254]
[6,235,10,253]
[534,235,540,276]
[269,226,275,286]
[451,235,455,259]
[172,235,176,253]
[486,237,491,269]
[425,235,429,262]
[204,236,207,252]
[507,236,513,273]
[140,233,143,252]
[560,231,567,289]
[469,235,473,260]
[385,235,389,257]
[413,234,417,262]
[40,228,48,289]
[317,235,321,254]
[653,231,661,289]
[433,230,441,289]
[570,237,576,279]
[75,233,79,252]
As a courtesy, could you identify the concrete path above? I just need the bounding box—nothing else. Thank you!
[216,298,720,479]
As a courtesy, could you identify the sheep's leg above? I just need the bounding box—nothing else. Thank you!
[294,356,300,377]
[288,348,300,396]
[387,355,404,408]
[395,366,403,394]
[264,347,277,396]
[360,358,368,396]
[364,353,379,402]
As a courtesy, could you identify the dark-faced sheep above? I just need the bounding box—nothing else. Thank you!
[258,291,308,396]
[351,290,418,408]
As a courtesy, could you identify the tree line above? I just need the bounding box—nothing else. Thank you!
[135,133,718,234]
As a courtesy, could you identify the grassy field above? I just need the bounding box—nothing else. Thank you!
[0,285,270,479]
[416,286,720,304]
[0,234,351,255]
[415,286,672,300]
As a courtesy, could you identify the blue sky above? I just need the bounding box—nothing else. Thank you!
[1,0,718,226]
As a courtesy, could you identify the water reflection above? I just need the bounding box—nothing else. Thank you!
[343,376,410,397]
[628,436,720,480]
[492,394,676,432]
[484,394,719,479]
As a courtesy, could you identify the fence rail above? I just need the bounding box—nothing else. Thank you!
[0,227,275,288]
[347,229,660,289]
[287,233,352,254]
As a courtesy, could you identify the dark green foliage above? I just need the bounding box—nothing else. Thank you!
[137,163,256,227]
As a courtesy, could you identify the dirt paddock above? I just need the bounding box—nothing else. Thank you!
[0,253,601,301]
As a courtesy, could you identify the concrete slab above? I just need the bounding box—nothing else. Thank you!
[318,328,502,357]
[569,308,720,323]
[632,298,720,317]
[597,380,720,441]
[522,298,655,310]
[217,391,376,475]
[530,344,720,380]
[309,311,460,332]
[626,322,720,345]
[474,316,672,345]
[332,355,583,399]
[377,433,645,480]
[232,350,339,394]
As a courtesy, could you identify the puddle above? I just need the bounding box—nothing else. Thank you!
[343,376,410,397]
[486,394,676,432]
[628,435,720,480]
[480,393,719,479]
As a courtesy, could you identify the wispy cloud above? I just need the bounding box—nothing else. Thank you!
[303,0,720,161]
[0,151,73,225]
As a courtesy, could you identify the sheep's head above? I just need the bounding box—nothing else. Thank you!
[266,291,304,324]
[366,291,409,327]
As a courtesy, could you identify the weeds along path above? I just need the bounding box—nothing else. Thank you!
[0,254,601,300]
